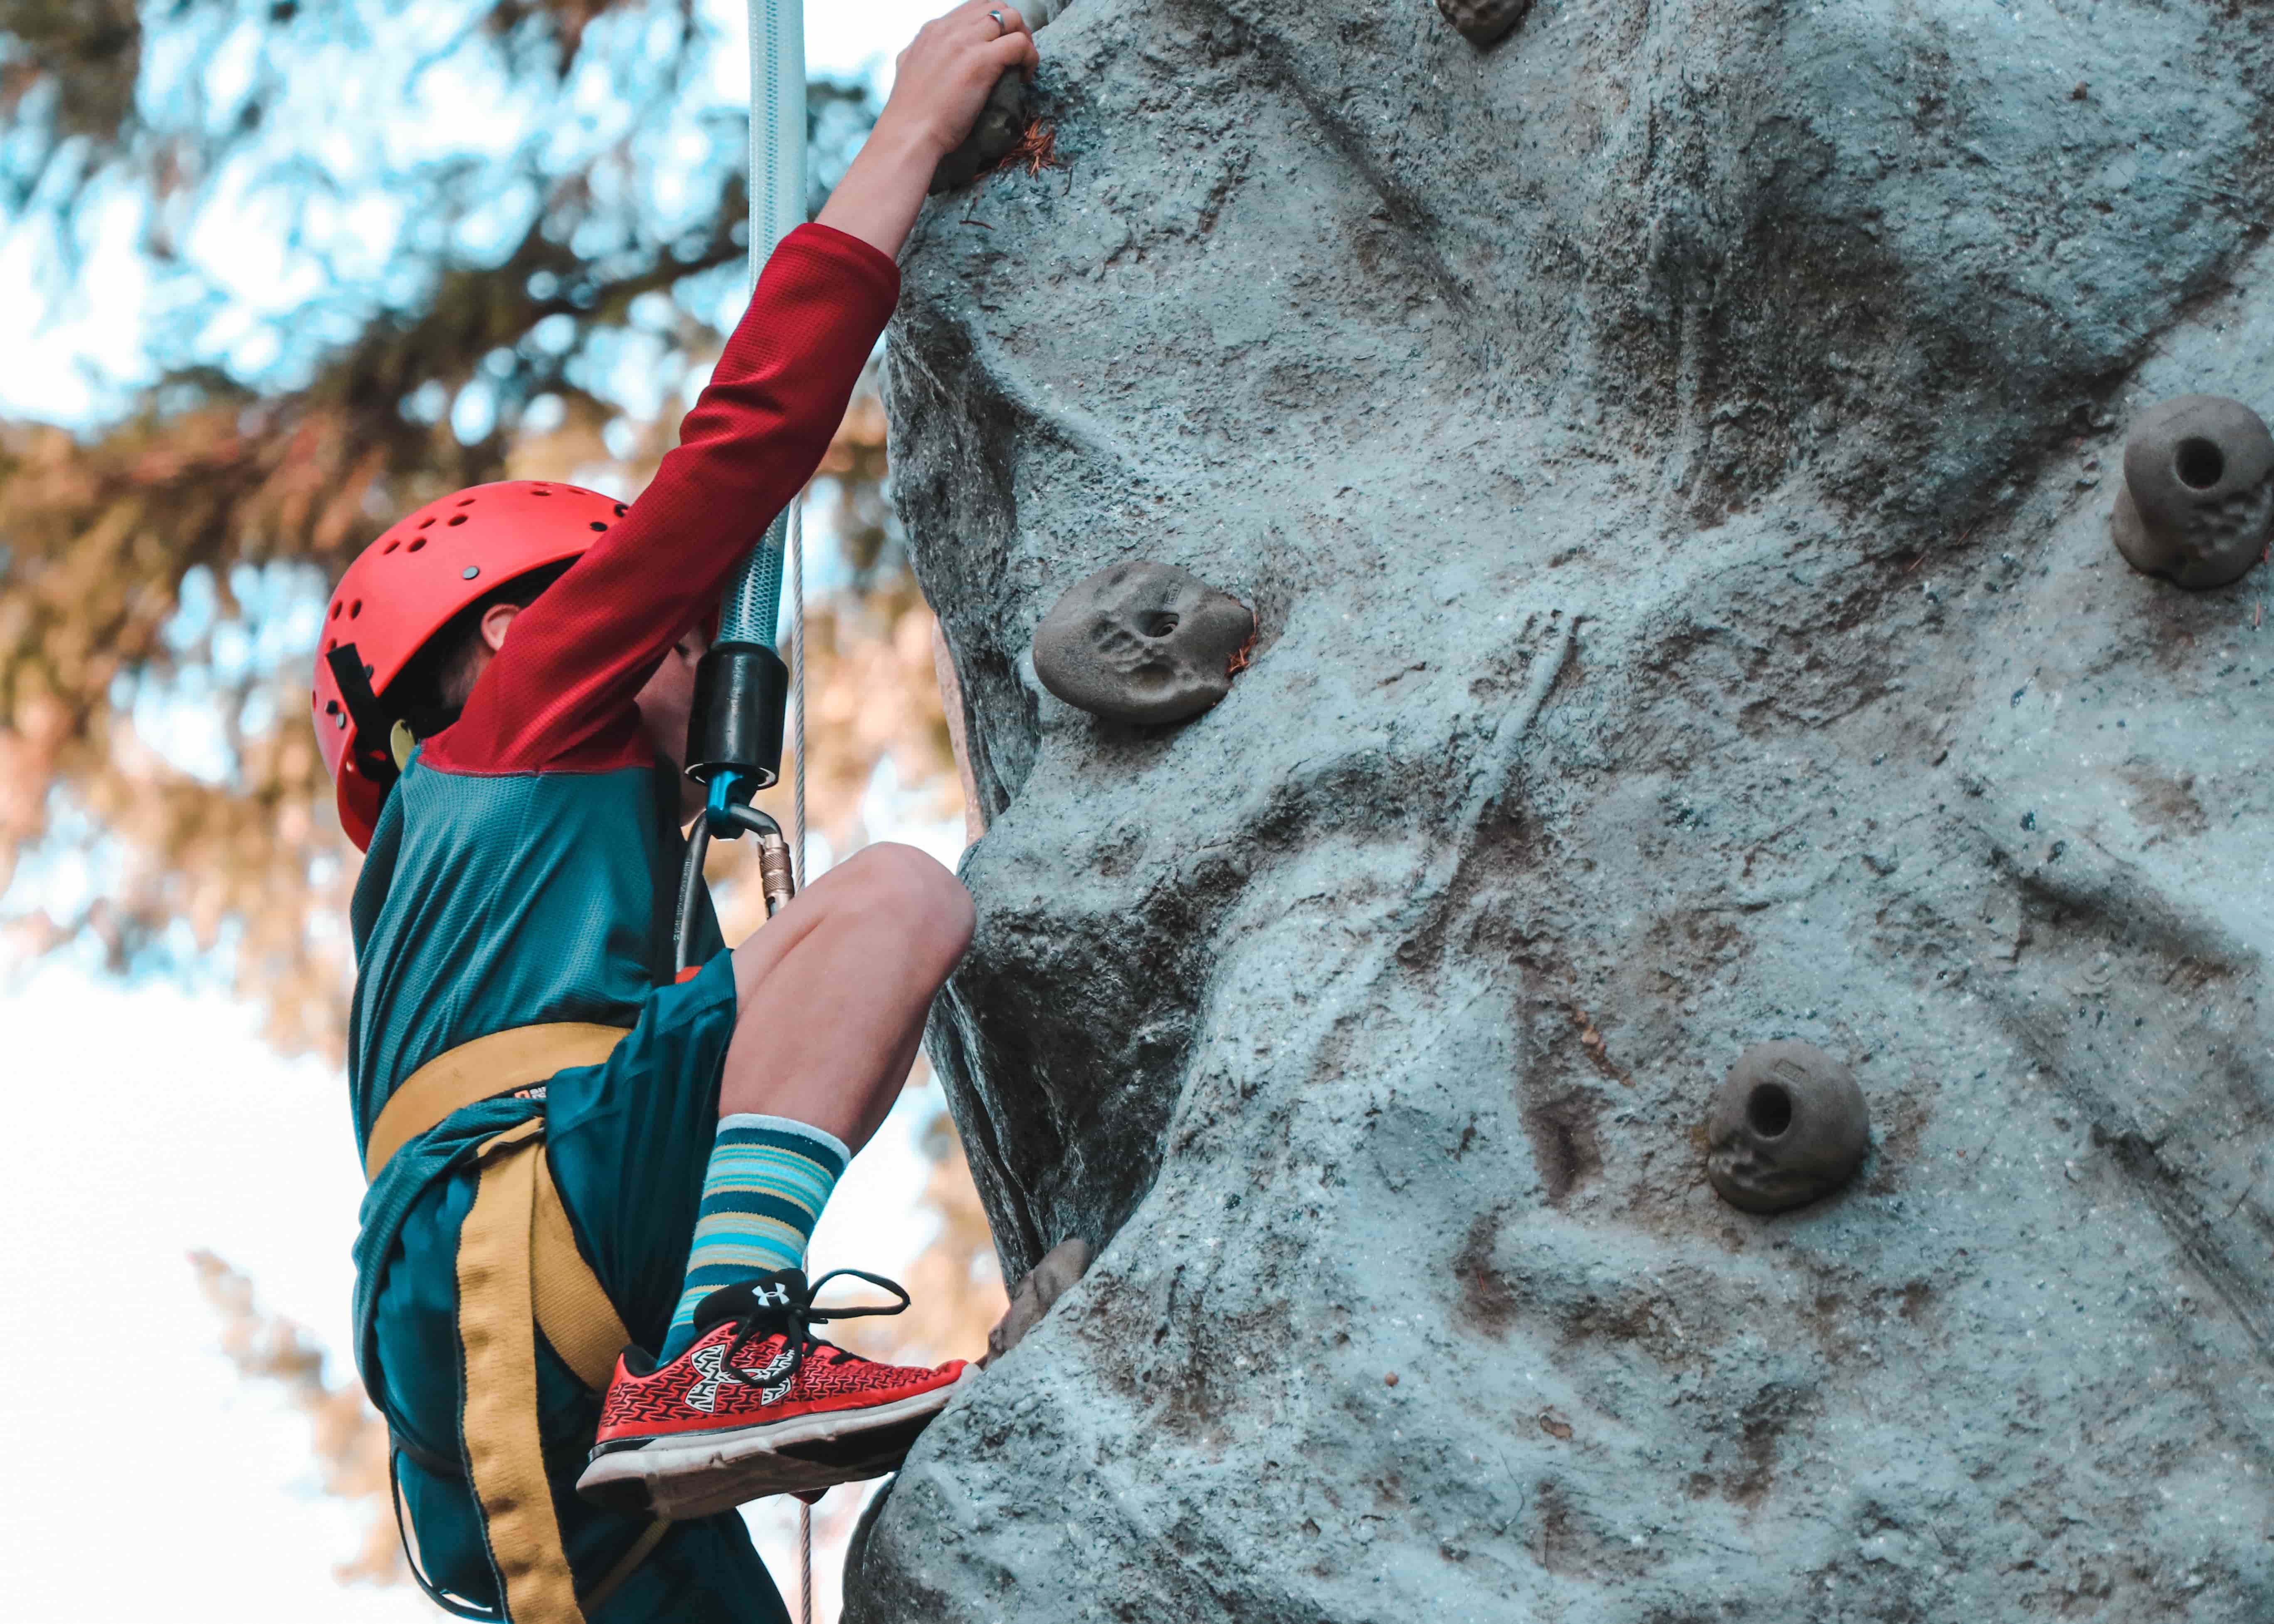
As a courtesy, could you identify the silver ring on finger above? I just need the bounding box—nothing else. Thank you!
[988,10,1006,37]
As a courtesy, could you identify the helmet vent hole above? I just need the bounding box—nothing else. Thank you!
[1746,1082,1794,1138]
[457,496,475,507]
[589,521,607,533]
[533,486,551,496]
[329,602,342,620]
[407,537,426,552]
[447,515,468,527]
[326,700,341,716]
[614,503,627,516]
[383,540,400,554]
[349,600,362,618]
[418,517,435,529]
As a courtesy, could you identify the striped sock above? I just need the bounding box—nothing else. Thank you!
[658,1114,849,1363]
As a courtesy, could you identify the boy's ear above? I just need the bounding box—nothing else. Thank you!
[479,600,521,654]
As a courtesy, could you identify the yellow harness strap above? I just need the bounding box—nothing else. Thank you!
[370,1023,669,1622]
[459,1120,588,1624]
[366,1022,632,1181]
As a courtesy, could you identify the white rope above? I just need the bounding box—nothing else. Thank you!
[790,501,806,889]
[749,0,815,1609]
[798,1498,815,1624]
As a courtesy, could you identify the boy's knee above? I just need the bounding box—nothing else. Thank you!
[842,842,975,964]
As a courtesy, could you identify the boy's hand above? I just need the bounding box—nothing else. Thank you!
[814,3,1041,258]
[879,2,1042,161]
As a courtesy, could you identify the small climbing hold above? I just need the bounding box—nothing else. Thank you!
[1384,1372,1400,1387]
[1033,562,1255,725]
[1704,1041,1869,1215]
[1437,0,1531,49]
[982,1237,1091,1367]
[932,72,1028,195]
[2109,395,2274,591]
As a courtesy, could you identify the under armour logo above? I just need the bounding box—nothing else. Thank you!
[684,1337,798,1414]
[684,1345,728,1414]
[752,1282,792,1308]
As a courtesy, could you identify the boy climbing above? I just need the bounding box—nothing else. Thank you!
[310,8,1040,1620]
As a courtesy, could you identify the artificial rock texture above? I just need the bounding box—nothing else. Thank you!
[857,2,2274,1619]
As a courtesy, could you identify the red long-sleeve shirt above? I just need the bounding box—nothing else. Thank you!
[351,220,902,1131]
[429,221,901,778]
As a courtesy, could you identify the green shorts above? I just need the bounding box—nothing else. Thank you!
[383,951,788,1622]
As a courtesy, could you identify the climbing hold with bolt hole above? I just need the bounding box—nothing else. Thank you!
[1705,1041,1869,1214]
[982,1237,1092,1367]
[1033,562,1255,725]
[2109,396,2274,591]
[932,72,1028,195]
[1437,0,1531,49]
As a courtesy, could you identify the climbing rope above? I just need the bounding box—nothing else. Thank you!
[742,2,812,1613]
[798,1498,815,1624]
[790,500,806,890]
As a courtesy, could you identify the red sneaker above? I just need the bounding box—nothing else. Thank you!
[576,1269,973,1519]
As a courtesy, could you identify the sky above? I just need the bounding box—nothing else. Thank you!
[0,2,977,1618]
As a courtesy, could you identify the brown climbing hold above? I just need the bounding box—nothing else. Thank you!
[932,72,1029,195]
[2110,395,2274,591]
[1704,1041,1869,1215]
[1437,0,1531,49]
[1033,562,1255,726]
[982,1237,1092,1367]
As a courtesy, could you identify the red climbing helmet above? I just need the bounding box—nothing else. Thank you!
[311,479,623,849]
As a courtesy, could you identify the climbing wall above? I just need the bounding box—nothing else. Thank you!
[852,1,2274,1617]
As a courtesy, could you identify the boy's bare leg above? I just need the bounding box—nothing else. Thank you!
[578,842,979,1511]
[720,841,975,1153]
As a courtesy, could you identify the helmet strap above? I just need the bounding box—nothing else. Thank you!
[326,643,401,792]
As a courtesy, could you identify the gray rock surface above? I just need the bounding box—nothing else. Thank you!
[857,1,2274,1618]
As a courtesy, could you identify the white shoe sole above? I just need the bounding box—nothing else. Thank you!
[576,1365,976,1520]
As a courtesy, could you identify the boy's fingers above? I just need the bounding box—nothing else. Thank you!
[986,31,1041,77]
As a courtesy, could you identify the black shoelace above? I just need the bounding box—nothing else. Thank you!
[710,1269,913,1393]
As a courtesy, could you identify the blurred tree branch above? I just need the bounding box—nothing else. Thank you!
[189,1248,402,1586]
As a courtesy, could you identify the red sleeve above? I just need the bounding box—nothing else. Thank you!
[427,222,901,775]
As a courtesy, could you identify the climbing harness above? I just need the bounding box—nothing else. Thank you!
[369,1023,669,1622]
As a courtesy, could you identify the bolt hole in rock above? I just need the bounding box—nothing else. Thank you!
[1746,1082,1794,1138]
[2174,437,2226,490]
